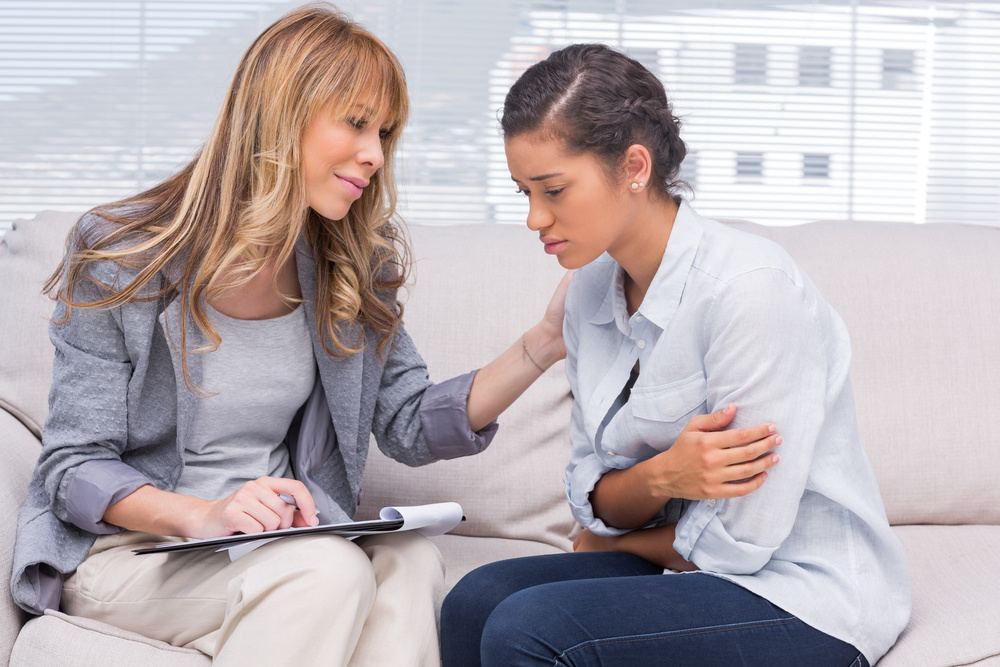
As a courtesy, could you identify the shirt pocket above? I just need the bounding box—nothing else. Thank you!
[629,372,708,449]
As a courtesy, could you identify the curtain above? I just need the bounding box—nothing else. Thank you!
[2,0,997,231]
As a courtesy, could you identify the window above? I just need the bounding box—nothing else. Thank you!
[680,150,699,191]
[734,44,768,85]
[2,1,999,231]
[736,152,764,181]
[803,154,831,180]
[799,46,833,88]
[883,49,917,91]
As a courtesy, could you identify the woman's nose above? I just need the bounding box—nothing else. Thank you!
[359,132,384,171]
[525,201,551,232]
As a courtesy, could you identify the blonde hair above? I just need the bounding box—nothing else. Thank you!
[47,3,411,389]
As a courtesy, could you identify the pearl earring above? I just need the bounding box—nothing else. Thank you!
[631,181,644,191]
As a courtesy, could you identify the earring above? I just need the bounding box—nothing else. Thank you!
[631,181,644,191]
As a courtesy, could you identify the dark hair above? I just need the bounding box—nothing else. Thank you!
[501,43,687,200]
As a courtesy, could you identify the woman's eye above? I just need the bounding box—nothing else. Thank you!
[379,128,391,140]
[347,117,368,129]
[515,188,529,197]
[545,188,564,197]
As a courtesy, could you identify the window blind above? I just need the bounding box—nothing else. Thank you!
[2,0,998,234]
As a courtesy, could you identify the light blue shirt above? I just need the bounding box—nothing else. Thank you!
[563,201,911,664]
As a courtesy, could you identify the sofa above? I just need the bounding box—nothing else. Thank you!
[2,209,999,666]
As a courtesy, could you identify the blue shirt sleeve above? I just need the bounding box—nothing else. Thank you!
[673,268,838,574]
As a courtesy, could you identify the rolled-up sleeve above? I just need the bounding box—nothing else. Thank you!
[420,370,499,459]
[674,268,833,574]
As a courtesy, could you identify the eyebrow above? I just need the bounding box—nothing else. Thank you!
[511,173,563,182]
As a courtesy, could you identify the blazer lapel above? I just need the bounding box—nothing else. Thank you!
[295,237,364,485]
[159,294,204,466]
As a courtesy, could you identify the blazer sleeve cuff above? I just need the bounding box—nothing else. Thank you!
[63,459,152,534]
[420,370,499,459]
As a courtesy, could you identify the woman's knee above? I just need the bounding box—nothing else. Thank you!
[244,536,377,608]
[479,589,559,667]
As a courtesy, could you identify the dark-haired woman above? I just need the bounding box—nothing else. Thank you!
[441,43,910,666]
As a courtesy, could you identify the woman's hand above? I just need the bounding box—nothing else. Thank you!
[573,527,618,553]
[573,526,698,572]
[590,404,780,530]
[103,476,319,539]
[647,403,781,501]
[192,477,319,538]
[466,270,573,432]
[537,269,573,362]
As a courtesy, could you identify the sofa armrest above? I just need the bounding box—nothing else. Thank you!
[1,410,41,665]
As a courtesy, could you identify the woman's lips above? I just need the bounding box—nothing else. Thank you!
[542,239,567,255]
[336,175,366,199]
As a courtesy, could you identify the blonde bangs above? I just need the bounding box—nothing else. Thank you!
[310,29,409,135]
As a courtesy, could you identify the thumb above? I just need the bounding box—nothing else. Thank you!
[684,403,736,433]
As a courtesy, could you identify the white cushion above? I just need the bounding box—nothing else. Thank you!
[10,611,210,667]
[878,525,1000,666]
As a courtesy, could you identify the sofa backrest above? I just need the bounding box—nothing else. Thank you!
[0,211,74,440]
[727,220,1000,527]
[3,211,999,537]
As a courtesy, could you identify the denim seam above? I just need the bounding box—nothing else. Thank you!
[556,615,798,663]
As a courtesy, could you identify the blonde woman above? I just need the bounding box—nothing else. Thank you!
[8,5,573,666]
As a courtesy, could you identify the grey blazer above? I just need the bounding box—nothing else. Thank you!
[11,217,496,615]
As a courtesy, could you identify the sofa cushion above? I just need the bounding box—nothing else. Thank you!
[10,611,210,667]
[430,534,567,591]
[728,221,1000,527]
[878,525,1000,666]
[0,210,77,438]
[356,223,577,552]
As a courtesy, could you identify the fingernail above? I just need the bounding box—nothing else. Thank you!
[772,455,780,463]
[768,424,776,433]
[775,436,782,446]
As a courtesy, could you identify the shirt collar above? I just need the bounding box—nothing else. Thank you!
[588,200,705,331]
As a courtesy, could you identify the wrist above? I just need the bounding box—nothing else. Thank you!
[523,322,564,371]
[636,456,676,505]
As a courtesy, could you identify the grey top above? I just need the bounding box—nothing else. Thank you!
[11,214,498,615]
[173,304,315,501]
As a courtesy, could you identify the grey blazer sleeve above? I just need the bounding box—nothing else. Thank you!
[371,324,498,466]
[38,254,153,534]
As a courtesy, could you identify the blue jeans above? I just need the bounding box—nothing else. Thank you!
[441,552,868,667]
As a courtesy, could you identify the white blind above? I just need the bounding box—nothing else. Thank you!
[2,1,999,233]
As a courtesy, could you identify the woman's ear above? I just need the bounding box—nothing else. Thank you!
[624,144,653,192]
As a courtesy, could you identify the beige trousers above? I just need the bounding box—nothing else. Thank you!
[61,530,444,667]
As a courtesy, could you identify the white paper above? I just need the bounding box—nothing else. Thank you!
[378,502,464,536]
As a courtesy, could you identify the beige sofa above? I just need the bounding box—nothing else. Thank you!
[2,210,999,666]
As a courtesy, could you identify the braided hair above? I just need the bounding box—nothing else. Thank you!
[501,43,687,201]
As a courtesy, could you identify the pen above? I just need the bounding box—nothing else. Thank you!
[277,493,320,516]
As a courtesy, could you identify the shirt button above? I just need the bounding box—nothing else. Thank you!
[707,499,716,507]
[607,451,616,457]
[637,340,646,349]
[635,315,645,322]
